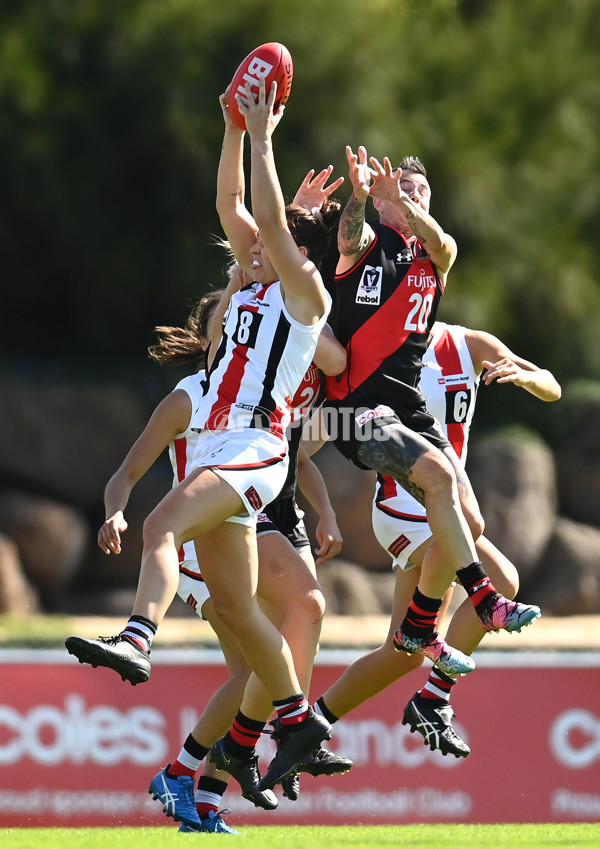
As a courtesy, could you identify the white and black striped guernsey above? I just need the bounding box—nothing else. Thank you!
[199,281,330,440]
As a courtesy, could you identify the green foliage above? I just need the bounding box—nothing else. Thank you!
[1,0,599,432]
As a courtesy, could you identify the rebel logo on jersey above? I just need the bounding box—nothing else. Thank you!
[355,265,383,305]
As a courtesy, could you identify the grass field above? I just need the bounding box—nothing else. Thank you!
[2,825,600,849]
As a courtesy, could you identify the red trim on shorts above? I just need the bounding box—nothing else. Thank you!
[207,452,286,471]
[375,501,429,523]
[178,566,205,582]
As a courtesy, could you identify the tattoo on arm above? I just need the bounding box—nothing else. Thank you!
[405,209,429,244]
[338,195,369,255]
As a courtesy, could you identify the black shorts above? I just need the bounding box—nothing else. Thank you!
[324,401,451,471]
[256,494,311,553]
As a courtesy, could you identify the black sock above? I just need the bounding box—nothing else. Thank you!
[401,587,442,638]
[456,561,497,614]
[183,732,210,762]
[223,712,265,760]
[198,775,228,795]
[315,696,339,725]
[196,775,228,818]
[455,561,486,592]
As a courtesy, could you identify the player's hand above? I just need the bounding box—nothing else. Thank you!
[238,77,284,139]
[293,166,344,211]
[98,512,128,555]
[368,155,404,203]
[482,358,528,388]
[346,145,374,202]
[314,513,343,566]
[219,88,244,133]
[228,264,252,292]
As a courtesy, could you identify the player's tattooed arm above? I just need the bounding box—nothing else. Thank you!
[402,205,457,277]
[338,194,371,256]
[404,208,430,245]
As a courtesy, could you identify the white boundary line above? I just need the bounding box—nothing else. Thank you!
[1,647,599,668]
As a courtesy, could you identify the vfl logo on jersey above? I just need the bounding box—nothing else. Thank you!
[356,265,383,305]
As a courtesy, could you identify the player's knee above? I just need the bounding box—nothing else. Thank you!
[312,587,327,622]
[142,509,173,550]
[409,652,425,672]
[506,574,519,599]
[299,587,326,625]
[391,644,425,673]
[494,570,519,600]
[209,593,246,629]
[464,506,485,540]
[420,456,456,501]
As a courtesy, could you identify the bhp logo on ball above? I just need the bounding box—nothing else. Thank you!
[235,58,274,100]
[550,708,600,768]
[0,695,167,766]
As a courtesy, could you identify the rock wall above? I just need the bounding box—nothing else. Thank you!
[1,374,599,618]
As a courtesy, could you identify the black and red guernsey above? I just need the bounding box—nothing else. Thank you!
[326,221,445,413]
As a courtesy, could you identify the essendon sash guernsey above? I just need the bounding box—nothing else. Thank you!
[289,362,323,425]
[374,322,479,520]
[199,281,329,439]
[326,222,445,410]
[277,361,324,501]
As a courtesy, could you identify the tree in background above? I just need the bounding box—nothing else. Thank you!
[1,0,599,435]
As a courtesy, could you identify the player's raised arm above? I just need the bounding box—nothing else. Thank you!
[369,155,457,281]
[293,165,344,211]
[240,77,330,326]
[336,145,376,274]
[216,90,258,276]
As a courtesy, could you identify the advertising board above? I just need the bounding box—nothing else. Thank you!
[1,649,599,826]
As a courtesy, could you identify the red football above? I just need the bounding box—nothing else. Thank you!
[227,42,293,130]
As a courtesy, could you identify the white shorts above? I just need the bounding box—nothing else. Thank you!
[371,503,433,571]
[176,562,210,620]
[193,428,289,527]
